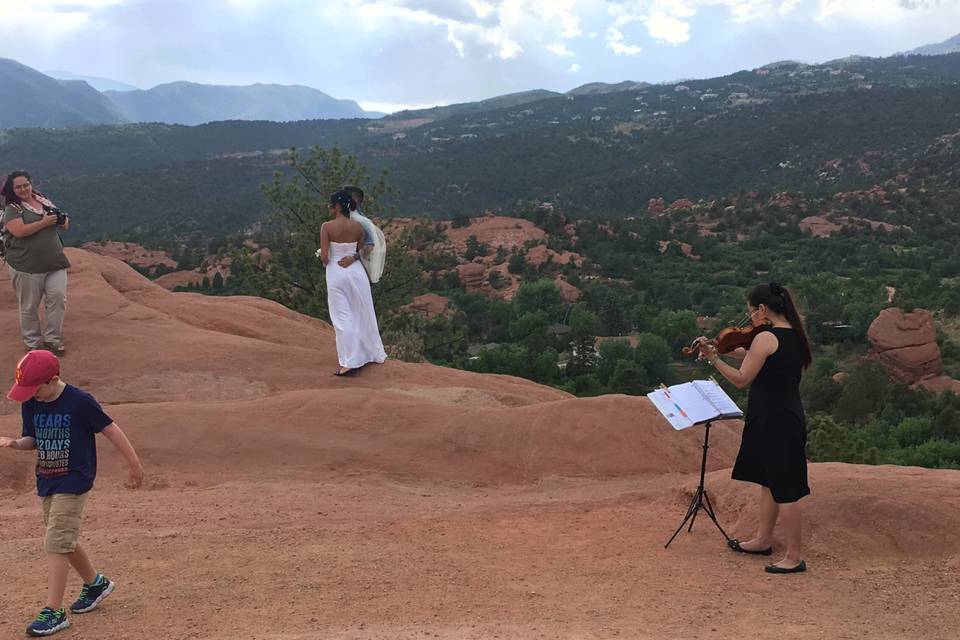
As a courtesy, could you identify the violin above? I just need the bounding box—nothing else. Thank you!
[682,324,765,358]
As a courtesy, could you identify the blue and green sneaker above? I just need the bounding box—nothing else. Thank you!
[70,574,115,613]
[26,607,69,637]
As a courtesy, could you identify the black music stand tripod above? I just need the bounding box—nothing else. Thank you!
[664,421,731,548]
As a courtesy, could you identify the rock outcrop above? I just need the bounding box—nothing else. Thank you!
[2,250,959,640]
[404,293,450,318]
[456,262,486,292]
[867,308,942,384]
[81,241,177,269]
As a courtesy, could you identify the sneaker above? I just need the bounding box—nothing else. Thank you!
[44,342,66,356]
[26,607,69,637]
[70,574,114,613]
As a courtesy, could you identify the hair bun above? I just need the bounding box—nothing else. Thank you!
[329,190,353,210]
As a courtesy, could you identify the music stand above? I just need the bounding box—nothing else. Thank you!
[664,421,731,548]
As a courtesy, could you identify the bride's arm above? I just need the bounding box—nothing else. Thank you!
[319,223,330,266]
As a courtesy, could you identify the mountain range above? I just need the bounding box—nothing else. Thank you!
[0,58,382,128]
[0,58,125,128]
[104,82,379,125]
[44,69,141,92]
[901,33,960,56]
[2,32,957,130]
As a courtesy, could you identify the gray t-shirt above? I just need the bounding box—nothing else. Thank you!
[1,203,71,274]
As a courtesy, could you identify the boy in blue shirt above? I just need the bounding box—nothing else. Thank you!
[0,350,143,637]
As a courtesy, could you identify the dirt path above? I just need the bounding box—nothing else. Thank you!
[2,472,957,640]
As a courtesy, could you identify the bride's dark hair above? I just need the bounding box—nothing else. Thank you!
[329,190,353,216]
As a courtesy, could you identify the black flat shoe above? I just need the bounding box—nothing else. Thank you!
[765,560,806,574]
[728,539,773,556]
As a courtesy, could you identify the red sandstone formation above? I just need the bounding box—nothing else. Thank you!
[667,198,694,212]
[456,262,486,292]
[525,244,582,267]
[867,308,942,384]
[798,216,844,237]
[81,241,177,269]
[443,215,546,254]
[554,277,581,304]
[799,215,911,238]
[404,293,451,319]
[1,250,958,639]
[658,240,699,259]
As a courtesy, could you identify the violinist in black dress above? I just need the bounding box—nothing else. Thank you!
[696,283,812,574]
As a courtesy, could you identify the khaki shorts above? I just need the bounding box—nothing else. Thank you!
[40,492,89,554]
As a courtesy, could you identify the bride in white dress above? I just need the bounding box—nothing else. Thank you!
[320,191,387,376]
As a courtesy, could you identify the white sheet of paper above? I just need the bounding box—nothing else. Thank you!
[647,389,695,430]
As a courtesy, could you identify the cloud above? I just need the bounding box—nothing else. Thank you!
[813,0,955,22]
[4,0,960,110]
[779,0,802,15]
[0,0,123,36]
[358,99,446,113]
[546,42,575,56]
[644,10,690,43]
[606,26,643,54]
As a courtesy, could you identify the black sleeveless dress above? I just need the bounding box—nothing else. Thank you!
[731,327,810,503]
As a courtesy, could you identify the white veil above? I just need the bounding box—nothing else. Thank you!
[351,210,387,283]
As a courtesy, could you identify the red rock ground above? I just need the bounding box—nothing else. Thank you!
[1,250,958,639]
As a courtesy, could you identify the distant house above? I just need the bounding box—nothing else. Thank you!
[467,343,502,358]
[549,323,572,336]
[595,335,640,350]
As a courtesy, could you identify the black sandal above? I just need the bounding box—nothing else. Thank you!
[765,560,806,574]
[728,539,773,556]
[333,368,357,377]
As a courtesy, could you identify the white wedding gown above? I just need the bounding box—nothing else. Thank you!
[326,241,388,369]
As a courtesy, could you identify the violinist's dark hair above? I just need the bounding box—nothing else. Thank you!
[749,283,812,369]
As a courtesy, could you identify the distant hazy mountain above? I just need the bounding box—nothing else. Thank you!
[0,58,125,128]
[105,82,381,125]
[901,33,960,56]
[565,81,650,96]
[45,70,140,92]
[387,89,562,121]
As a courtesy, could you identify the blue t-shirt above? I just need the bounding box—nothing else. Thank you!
[21,384,113,497]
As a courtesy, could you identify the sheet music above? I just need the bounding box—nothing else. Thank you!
[693,379,742,418]
[646,379,743,431]
[647,388,695,430]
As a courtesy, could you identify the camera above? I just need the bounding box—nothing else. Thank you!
[42,205,68,226]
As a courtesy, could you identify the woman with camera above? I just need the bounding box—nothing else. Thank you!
[1,171,71,355]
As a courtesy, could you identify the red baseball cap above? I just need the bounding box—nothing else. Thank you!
[8,350,60,402]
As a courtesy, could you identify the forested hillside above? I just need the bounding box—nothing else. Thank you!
[2,53,959,244]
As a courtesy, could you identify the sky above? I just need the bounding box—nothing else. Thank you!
[1,0,958,113]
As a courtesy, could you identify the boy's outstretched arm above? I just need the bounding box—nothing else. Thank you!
[0,435,36,450]
[101,423,144,489]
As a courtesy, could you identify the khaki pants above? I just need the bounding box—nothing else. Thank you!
[41,492,89,554]
[7,265,67,349]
